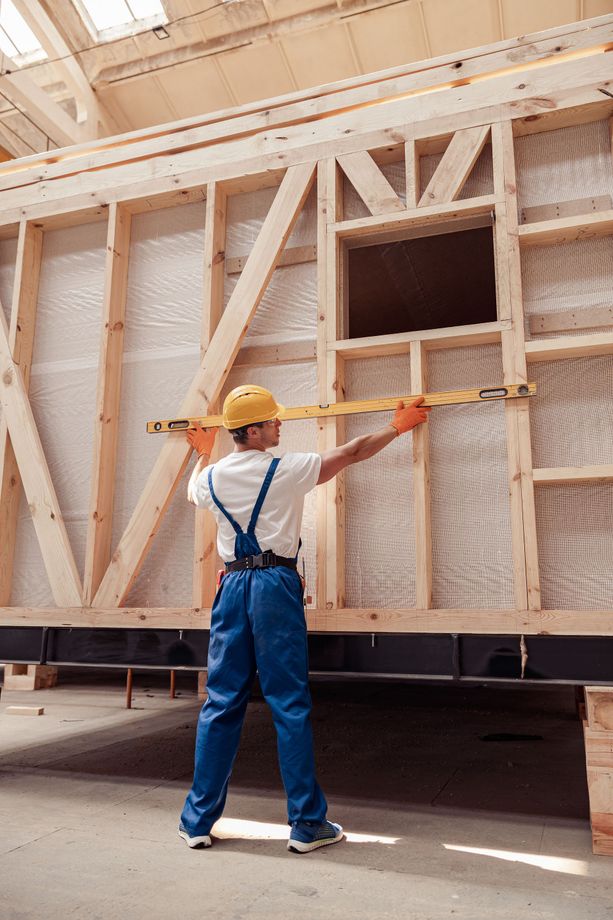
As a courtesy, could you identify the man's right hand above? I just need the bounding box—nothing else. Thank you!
[389,397,431,435]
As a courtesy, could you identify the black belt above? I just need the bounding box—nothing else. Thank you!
[225,551,297,573]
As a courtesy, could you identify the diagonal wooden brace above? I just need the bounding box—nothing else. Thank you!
[93,161,316,608]
[0,304,83,607]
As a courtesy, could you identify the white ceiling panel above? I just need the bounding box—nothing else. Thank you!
[502,0,581,37]
[100,76,177,129]
[422,0,500,56]
[282,24,360,90]
[348,2,429,74]
[583,0,613,15]
[218,42,295,104]
[154,57,234,119]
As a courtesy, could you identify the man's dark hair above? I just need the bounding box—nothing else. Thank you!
[230,421,264,444]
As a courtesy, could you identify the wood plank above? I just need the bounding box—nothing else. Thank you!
[525,332,613,361]
[226,244,316,275]
[419,126,491,207]
[0,52,608,230]
[334,320,507,359]
[83,204,131,604]
[0,308,83,607]
[528,304,613,335]
[493,120,541,613]
[3,606,613,635]
[334,196,496,241]
[519,210,613,246]
[93,163,316,608]
[5,706,44,716]
[0,16,609,195]
[405,141,419,210]
[193,182,226,610]
[0,221,42,606]
[519,194,611,225]
[410,341,432,609]
[336,150,405,216]
[316,157,345,610]
[533,465,613,486]
[234,338,316,367]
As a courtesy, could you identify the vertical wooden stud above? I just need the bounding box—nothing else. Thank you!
[83,203,131,604]
[410,340,432,609]
[193,182,227,609]
[0,220,42,605]
[316,158,345,609]
[405,140,419,210]
[492,121,540,612]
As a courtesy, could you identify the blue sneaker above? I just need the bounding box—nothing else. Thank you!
[287,820,344,853]
[178,824,212,849]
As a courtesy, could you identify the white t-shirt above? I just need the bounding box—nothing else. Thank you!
[192,449,322,562]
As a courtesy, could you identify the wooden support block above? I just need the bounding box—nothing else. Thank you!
[5,706,44,716]
[586,687,613,732]
[3,664,58,690]
[419,125,490,207]
[583,687,613,856]
[533,465,613,486]
[197,671,207,700]
[525,332,613,362]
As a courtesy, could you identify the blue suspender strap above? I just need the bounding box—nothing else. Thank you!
[207,467,242,535]
[247,457,280,535]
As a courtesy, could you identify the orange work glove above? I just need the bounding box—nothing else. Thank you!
[389,396,431,435]
[187,423,218,458]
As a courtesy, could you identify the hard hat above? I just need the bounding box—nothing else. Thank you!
[222,385,285,430]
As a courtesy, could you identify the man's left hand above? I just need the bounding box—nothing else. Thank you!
[187,423,218,458]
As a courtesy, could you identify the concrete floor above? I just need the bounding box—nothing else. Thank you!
[1,671,612,920]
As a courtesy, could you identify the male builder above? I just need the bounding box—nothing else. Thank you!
[179,385,430,853]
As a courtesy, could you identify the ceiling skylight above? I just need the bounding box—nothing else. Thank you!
[0,0,46,64]
[75,0,167,41]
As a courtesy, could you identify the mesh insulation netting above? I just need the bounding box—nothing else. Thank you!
[517,120,613,340]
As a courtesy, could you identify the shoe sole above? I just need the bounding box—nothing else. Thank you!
[287,830,344,853]
[178,829,212,849]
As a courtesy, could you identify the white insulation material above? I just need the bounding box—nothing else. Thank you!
[224,186,317,345]
[11,222,107,605]
[536,484,613,610]
[530,357,613,469]
[0,235,17,323]
[419,145,494,200]
[427,345,514,609]
[515,121,613,212]
[219,362,319,604]
[344,356,415,608]
[115,203,206,608]
[517,121,613,340]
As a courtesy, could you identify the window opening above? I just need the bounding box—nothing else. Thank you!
[74,0,167,42]
[0,0,46,66]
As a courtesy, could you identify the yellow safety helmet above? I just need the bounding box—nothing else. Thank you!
[222,385,285,430]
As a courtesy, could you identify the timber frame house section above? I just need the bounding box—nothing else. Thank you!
[0,12,612,639]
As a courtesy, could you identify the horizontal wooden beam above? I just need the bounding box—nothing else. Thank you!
[234,338,316,367]
[333,320,508,359]
[1,607,613,636]
[533,465,613,486]
[333,195,495,240]
[525,331,613,361]
[519,210,613,247]
[528,304,613,335]
[0,15,610,194]
[226,244,316,275]
[519,194,611,225]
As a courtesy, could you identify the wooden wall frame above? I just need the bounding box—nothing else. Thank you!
[0,13,612,638]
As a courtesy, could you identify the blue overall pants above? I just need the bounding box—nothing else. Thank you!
[180,457,327,836]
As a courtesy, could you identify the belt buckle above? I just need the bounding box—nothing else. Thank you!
[261,551,274,567]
